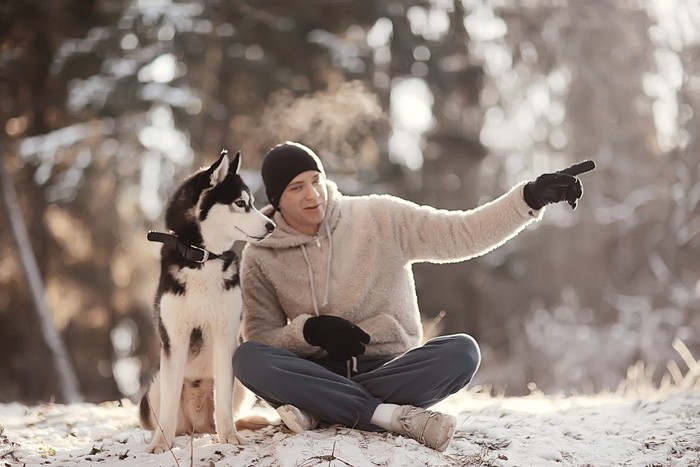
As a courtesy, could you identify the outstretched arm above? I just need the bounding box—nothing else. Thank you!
[385,161,594,264]
[382,181,540,264]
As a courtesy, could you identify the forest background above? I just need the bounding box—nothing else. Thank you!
[1,0,698,405]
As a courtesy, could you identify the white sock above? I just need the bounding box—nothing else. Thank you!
[370,403,400,431]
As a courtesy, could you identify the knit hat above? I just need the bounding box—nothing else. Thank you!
[261,142,325,209]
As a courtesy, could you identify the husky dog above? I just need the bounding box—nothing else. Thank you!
[140,150,275,454]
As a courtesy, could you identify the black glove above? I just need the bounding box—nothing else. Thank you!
[303,315,371,360]
[524,160,595,210]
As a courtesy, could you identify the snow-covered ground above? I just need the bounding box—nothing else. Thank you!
[1,385,699,467]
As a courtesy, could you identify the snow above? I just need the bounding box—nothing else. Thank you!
[2,387,699,467]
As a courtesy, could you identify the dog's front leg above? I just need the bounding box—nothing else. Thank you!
[147,345,188,453]
[212,335,243,444]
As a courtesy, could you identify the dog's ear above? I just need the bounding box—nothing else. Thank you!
[208,149,230,186]
[229,151,241,175]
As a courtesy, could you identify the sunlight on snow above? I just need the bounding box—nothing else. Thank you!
[463,6,508,42]
[406,5,450,41]
[366,17,392,48]
[137,105,193,220]
[389,77,434,170]
[138,53,178,84]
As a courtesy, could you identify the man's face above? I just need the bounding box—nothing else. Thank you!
[278,170,328,235]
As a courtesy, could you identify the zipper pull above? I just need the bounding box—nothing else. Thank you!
[313,234,322,249]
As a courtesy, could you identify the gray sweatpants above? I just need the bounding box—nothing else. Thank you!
[232,334,481,431]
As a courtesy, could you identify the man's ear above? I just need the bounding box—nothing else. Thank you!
[229,150,241,175]
[208,149,230,185]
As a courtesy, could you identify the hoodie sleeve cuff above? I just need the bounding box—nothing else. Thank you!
[286,314,318,356]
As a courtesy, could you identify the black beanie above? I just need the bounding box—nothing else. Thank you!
[261,142,325,209]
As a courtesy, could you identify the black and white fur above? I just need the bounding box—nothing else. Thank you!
[140,150,274,454]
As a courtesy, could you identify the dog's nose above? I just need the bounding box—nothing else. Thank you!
[265,221,276,233]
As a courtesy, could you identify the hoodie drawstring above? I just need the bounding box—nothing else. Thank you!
[300,221,334,315]
[322,221,333,307]
[303,221,357,376]
[346,356,358,378]
[300,245,319,316]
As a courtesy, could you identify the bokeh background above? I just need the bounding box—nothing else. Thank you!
[1,0,699,404]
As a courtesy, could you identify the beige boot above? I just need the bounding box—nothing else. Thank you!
[277,405,319,433]
[391,405,456,452]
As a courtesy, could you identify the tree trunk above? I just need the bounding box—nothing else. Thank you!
[0,158,82,404]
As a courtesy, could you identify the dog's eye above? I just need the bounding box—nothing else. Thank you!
[234,200,246,208]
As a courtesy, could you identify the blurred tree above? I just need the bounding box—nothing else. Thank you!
[383,1,488,340]
[470,0,700,393]
[0,153,81,403]
[0,0,108,402]
[0,0,390,402]
[1,0,698,402]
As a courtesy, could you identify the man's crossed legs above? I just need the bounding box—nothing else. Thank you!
[233,334,480,451]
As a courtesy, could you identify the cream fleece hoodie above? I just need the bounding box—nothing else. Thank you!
[240,180,543,358]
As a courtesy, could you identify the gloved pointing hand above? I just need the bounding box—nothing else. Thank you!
[303,315,371,360]
[524,160,595,210]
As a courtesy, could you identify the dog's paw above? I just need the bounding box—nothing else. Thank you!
[146,436,171,454]
[217,430,245,445]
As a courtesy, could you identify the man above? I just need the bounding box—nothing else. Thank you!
[233,141,591,451]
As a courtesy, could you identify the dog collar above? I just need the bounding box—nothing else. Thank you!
[147,231,232,263]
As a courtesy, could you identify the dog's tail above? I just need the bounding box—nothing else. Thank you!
[139,373,160,431]
[233,379,271,431]
[139,393,154,430]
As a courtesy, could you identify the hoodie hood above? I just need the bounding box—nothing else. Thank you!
[256,180,343,249]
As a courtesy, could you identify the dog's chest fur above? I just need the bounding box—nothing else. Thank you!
[158,259,242,377]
